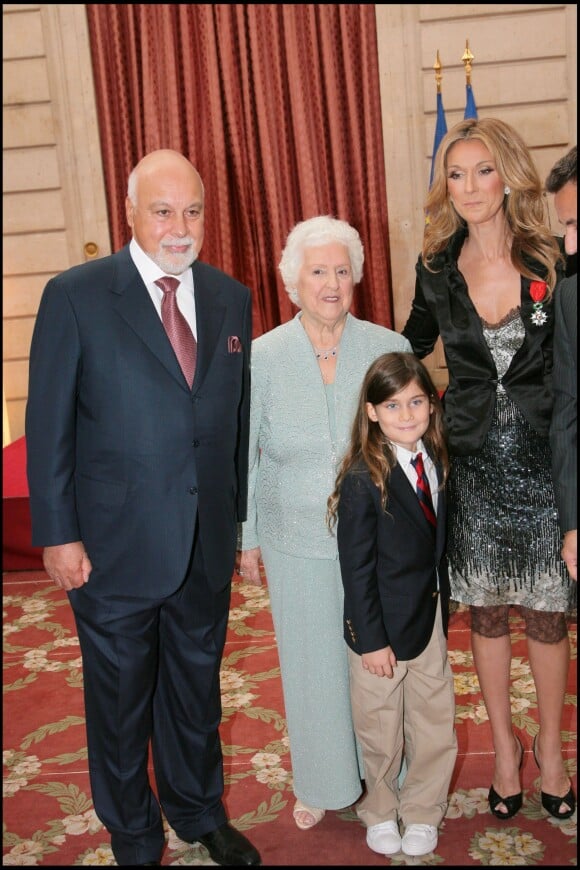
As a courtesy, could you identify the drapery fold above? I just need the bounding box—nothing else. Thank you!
[86,4,394,335]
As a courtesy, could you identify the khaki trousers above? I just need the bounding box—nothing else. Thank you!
[348,598,458,828]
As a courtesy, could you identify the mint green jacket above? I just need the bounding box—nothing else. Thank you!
[240,312,411,559]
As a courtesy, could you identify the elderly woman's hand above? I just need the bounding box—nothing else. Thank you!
[238,547,264,586]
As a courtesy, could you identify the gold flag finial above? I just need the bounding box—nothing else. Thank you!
[433,50,443,94]
[462,39,474,85]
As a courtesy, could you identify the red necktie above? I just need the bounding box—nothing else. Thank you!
[410,452,437,529]
[155,276,197,388]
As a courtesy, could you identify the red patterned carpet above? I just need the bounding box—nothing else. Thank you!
[3,569,577,866]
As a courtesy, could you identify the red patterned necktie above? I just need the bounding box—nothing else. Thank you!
[410,452,437,529]
[155,276,197,388]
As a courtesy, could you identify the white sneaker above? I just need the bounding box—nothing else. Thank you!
[401,823,438,856]
[366,820,402,855]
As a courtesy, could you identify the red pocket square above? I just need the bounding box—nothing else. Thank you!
[228,336,242,353]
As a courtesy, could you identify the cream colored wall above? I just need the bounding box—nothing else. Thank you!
[2,3,110,443]
[2,3,577,440]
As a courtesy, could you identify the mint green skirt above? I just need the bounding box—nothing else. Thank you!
[260,544,364,810]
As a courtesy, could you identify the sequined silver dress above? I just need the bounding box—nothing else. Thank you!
[448,309,574,611]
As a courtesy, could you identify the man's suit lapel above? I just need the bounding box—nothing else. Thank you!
[111,250,228,393]
[110,248,187,388]
[191,263,227,393]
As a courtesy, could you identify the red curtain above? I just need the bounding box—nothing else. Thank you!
[86,4,394,336]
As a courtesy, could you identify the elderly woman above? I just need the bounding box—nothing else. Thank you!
[239,216,411,829]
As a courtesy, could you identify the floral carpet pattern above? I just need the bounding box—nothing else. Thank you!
[3,570,577,866]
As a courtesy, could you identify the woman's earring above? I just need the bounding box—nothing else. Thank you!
[504,185,511,195]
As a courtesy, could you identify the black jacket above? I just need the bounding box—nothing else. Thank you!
[403,228,565,455]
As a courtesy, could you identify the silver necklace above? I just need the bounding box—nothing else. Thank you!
[314,345,338,360]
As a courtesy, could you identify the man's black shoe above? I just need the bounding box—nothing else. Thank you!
[197,822,261,866]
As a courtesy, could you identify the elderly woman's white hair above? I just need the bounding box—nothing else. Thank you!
[278,215,364,305]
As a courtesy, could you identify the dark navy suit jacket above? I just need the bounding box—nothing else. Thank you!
[337,459,449,662]
[26,245,252,596]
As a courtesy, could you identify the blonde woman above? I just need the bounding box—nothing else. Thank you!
[403,118,575,822]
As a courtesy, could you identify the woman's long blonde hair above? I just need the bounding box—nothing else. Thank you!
[327,352,448,529]
[424,117,562,292]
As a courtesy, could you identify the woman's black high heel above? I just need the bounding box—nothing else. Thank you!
[488,734,524,820]
[532,735,576,820]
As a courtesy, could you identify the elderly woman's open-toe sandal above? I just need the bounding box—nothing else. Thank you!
[293,799,326,830]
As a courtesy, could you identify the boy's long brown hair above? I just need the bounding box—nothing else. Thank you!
[327,352,449,529]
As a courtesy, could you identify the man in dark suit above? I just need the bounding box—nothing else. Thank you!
[546,146,577,581]
[25,150,260,866]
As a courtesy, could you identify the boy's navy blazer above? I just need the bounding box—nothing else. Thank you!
[337,458,449,662]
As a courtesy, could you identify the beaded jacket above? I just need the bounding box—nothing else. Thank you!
[240,312,411,559]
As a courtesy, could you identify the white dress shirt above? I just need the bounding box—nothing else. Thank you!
[393,438,439,517]
[130,238,197,338]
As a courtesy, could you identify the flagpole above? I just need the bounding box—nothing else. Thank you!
[434,49,443,94]
[462,39,474,86]
[429,51,448,189]
[462,39,478,120]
